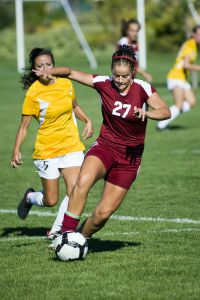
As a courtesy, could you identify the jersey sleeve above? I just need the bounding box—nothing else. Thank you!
[22,93,39,117]
[93,75,111,92]
[180,41,196,60]
[134,79,156,103]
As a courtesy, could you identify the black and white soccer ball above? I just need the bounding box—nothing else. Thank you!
[55,232,88,261]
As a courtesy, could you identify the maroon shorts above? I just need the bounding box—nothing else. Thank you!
[86,138,144,190]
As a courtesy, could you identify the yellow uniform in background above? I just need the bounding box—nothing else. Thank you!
[22,77,85,159]
[167,38,197,89]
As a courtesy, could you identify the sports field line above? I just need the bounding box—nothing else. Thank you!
[1,208,200,224]
[1,228,200,243]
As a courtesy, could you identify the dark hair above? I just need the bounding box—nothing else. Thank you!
[121,18,141,37]
[112,45,136,73]
[193,24,200,33]
[21,48,55,89]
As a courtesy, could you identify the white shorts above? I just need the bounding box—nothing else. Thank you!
[33,151,84,180]
[167,78,191,91]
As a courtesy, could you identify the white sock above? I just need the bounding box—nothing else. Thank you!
[182,101,190,113]
[27,191,44,207]
[49,195,69,234]
[157,105,180,129]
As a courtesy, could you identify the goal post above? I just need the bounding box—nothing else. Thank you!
[137,0,147,70]
[15,0,25,72]
[15,0,98,72]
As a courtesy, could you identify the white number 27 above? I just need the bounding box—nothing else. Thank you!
[112,101,131,118]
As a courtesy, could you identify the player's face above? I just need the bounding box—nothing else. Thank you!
[127,23,140,42]
[34,54,54,83]
[193,29,200,44]
[34,54,53,71]
[112,64,133,93]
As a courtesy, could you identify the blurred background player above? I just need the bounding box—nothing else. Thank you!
[34,45,170,240]
[10,48,93,238]
[157,25,200,130]
[117,18,153,82]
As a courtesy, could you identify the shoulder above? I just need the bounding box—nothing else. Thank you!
[117,37,128,46]
[182,38,196,51]
[133,79,156,97]
[93,75,112,84]
[93,75,112,91]
[25,80,40,96]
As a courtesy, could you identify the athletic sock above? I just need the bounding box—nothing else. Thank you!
[157,105,180,129]
[49,196,69,234]
[61,211,80,233]
[27,191,44,207]
[182,101,190,113]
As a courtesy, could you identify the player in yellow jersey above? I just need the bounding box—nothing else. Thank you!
[10,48,93,238]
[157,25,200,130]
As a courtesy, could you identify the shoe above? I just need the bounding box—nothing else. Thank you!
[17,188,35,220]
[48,231,62,250]
[46,230,61,241]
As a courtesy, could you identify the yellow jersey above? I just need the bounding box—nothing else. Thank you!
[167,38,197,81]
[22,77,85,159]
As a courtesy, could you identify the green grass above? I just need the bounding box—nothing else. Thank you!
[0,51,200,300]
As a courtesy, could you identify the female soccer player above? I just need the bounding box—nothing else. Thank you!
[157,25,200,130]
[34,45,170,239]
[11,48,93,237]
[117,18,152,82]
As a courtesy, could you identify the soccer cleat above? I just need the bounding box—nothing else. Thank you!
[48,231,62,250]
[17,188,35,220]
[46,230,61,241]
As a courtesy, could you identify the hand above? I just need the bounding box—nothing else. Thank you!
[134,106,146,122]
[32,68,54,80]
[10,151,23,168]
[82,120,94,140]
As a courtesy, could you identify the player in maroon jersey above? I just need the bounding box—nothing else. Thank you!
[117,19,153,82]
[33,45,170,239]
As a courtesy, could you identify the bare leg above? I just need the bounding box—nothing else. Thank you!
[27,178,59,207]
[184,89,196,109]
[157,86,184,129]
[80,182,128,238]
[49,167,81,234]
[67,156,106,216]
[41,178,59,206]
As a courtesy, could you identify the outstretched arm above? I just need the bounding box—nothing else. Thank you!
[184,56,200,71]
[33,67,94,87]
[73,100,94,139]
[134,93,171,121]
[11,115,32,168]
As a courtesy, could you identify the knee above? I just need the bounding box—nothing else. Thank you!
[190,99,196,108]
[76,174,91,192]
[93,208,113,226]
[43,194,59,207]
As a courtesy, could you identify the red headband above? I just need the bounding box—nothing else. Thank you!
[112,55,135,63]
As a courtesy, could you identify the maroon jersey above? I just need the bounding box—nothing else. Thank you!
[93,76,156,147]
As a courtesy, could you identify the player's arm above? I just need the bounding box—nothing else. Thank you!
[73,99,94,139]
[184,56,200,71]
[137,67,153,83]
[33,67,94,88]
[11,115,32,168]
[134,93,171,121]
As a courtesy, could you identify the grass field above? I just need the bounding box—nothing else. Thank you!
[0,51,200,300]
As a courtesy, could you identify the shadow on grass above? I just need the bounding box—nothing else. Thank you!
[88,238,141,253]
[1,226,47,237]
[167,124,187,130]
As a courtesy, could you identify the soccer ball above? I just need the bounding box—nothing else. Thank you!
[55,231,88,261]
